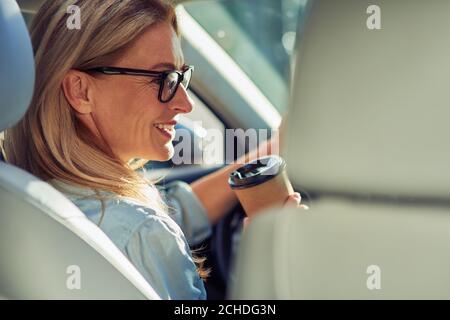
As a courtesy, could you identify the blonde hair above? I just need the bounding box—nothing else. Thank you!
[3,0,209,279]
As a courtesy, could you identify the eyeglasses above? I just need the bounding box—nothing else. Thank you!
[84,65,194,103]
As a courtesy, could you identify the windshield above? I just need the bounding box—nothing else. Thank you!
[183,0,310,113]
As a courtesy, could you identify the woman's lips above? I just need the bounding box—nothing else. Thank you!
[153,123,176,140]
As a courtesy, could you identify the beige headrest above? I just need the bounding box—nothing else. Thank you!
[285,0,450,200]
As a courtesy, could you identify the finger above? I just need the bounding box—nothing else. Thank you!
[285,192,301,204]
[299,204,309,210]
[292,192,301,201]
[285,195,301,207]
[243,217,251,231]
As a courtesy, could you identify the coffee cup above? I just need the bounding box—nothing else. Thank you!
[228,155,294,218]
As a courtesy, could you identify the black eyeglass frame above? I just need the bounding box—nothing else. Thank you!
[84,65,194,103]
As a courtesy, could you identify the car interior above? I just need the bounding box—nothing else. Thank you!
[1,0,450,300]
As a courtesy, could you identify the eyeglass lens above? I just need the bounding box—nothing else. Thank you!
[161,68,192,102]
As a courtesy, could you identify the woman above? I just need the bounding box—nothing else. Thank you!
[3,0,301,299]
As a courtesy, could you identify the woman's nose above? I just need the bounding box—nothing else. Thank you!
[168,85,194,114]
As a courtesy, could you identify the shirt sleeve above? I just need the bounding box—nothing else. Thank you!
[158,181,212,246]
[124,213,207,300]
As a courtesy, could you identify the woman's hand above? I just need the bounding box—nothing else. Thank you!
[243,192,309,230]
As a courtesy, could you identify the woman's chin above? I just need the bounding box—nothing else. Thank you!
[154,145,174,162]
[138,143,174,162]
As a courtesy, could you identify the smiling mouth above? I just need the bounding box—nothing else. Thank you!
[153,123,176,139]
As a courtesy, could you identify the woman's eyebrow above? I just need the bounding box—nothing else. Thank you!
[149,62,185,70]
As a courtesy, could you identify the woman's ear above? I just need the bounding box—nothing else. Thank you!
[62,70,94,114]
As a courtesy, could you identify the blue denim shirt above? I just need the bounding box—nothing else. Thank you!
[52,180,212,300]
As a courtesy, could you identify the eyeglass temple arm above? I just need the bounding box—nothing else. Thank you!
[86,67,164,77]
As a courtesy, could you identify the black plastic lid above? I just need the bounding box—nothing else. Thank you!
[228,155,286,189]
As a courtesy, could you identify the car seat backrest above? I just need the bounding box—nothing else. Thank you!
[0,0,35,131]
[285,0,450,200]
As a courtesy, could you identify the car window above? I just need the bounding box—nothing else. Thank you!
[180,93,225,165]
[183,0,310,113]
